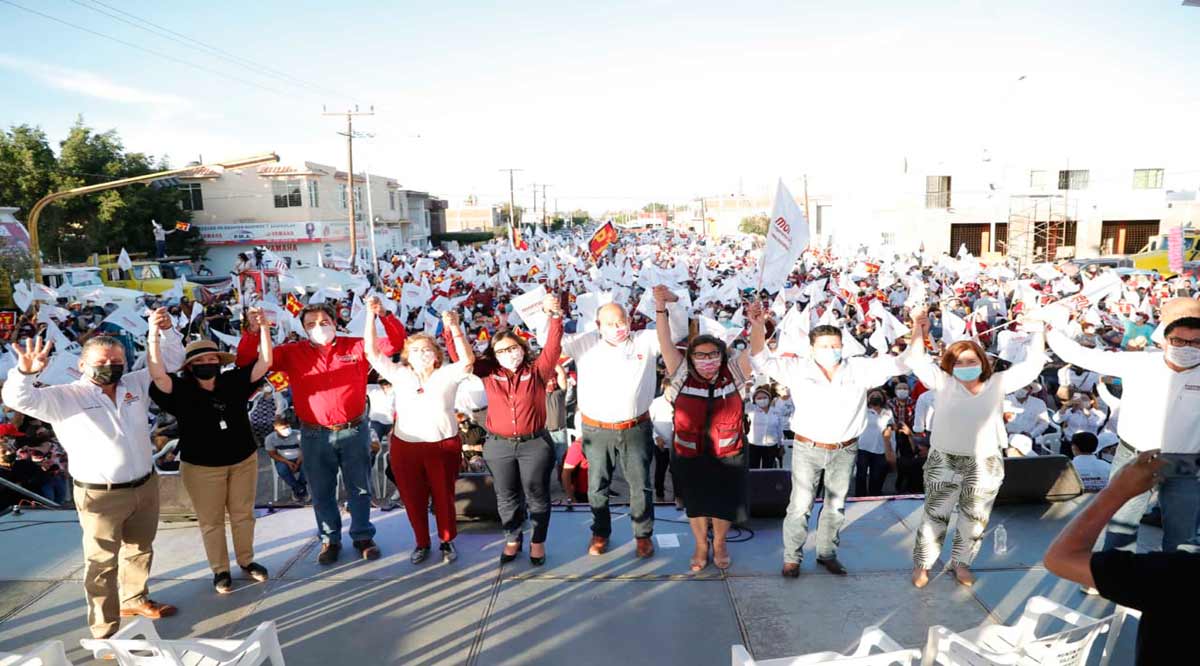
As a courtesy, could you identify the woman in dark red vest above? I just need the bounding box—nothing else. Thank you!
[653,286,752,573]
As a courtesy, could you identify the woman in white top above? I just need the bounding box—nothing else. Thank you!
[365,307,473,565]
[904,310,1046,588]
[746,386,785,469]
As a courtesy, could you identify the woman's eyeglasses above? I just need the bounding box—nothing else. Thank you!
[494,345,523,355]
[692,351,722,361]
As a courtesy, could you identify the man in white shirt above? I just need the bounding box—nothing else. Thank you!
[366,380,395,444]
[1070,432,1111,492]
[855,392,895,497]
[2,314,184,639]
[1003,383,1052,439]
[750,313,908,578]
[561,303,661,558]
[1046,297,1200,553]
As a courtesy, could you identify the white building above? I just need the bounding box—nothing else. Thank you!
[176,161,438,273]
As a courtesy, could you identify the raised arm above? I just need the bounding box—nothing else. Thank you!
[363,301,384,365]
[1045,328,1134,378]
[249,308,273,382]
[901,308,946,391]
[146,308,173,394]
[533,294,565,380]
[748,298,768,356]
[653,285,683,375]
[0,337,68,423]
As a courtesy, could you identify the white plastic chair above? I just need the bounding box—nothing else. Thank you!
[733,627,921,665]
[152,439,181,476]
[80,617,285,665]
[922,596,1124,666]
[0,640,71,666]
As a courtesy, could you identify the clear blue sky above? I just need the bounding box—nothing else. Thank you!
[2,0,1199,213]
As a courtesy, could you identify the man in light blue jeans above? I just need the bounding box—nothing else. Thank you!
[299,419,377,550]
[783,441,859,566]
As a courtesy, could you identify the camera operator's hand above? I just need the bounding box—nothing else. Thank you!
[1106,450,1167,501]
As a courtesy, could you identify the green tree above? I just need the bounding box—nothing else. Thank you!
[498,203,524,226]
[739,214,769,236]
[0,117,201,263]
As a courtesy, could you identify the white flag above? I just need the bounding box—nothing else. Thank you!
[117,248,133,271]
[757,179,810,293]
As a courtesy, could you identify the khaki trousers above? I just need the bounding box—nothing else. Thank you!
[180,453,258,575]
[74,473,160,639]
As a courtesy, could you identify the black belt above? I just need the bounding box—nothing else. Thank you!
[301,414,366,432]
[74,470,154,491]
[500,429,548,443]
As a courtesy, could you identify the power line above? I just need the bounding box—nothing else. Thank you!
[0,0,294,100]
[68,0,351,102]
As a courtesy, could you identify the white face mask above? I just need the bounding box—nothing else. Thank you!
[307,323,336,346]
[277,427,293,438]
[1166,345,1200,369]
[1014,389,1029,401]
[754,398,770,409]
[813,348,842,368]
[895,389,909,399]
[497,349,525,371]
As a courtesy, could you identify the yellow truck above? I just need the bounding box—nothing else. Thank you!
[1131,227,1200,277]
[97,256,199,299]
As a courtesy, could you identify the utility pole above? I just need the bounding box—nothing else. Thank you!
[541,184,550,231]
[499,168,523,242]
[803,174,811,226]
[323,105,374,270]
[529,183,539,235]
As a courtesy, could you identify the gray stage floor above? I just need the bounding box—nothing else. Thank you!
[0,498,1145,665]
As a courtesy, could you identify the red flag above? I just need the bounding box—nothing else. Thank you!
[526,265,541,279]
[175,221,191,232]
[0,311,14,333]
[477,328,490,342]
[266,371,289,391]
[588,222,619,261]
[285,293,303,316]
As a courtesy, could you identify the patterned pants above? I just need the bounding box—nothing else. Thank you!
[913,450,1005,569]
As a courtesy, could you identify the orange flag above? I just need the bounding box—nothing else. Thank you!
[588,222,618,261]
[266,371,289,391]
[285,293,303,316]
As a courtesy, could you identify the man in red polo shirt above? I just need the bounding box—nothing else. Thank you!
[237,297,406,564]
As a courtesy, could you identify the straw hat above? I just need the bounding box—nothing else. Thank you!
[182,340,235,367]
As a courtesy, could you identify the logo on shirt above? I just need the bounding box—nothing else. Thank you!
[1185,384,1200,393]
[336,354,357,363]
[123,391,138,405]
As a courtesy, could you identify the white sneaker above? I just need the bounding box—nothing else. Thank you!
[1080,585,1100,596]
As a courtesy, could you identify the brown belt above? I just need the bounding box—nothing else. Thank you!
[795,436,858,451]
[302,414,366,432]
[581,413,649,431]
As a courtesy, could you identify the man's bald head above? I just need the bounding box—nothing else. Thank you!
[597,303,628,325]
[596,303,630,344]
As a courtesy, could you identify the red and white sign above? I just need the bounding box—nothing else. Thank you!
[198,220,366,246]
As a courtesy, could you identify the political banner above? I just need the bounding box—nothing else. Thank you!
[757,179,810,293]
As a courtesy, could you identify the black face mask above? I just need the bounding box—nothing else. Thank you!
[190,363,221,380]
[89,364,125,386]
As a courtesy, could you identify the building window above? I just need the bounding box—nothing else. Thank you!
[179,183,203,211]
[1058,169,1089,190]
[1029,170,1051,189]
[273,179,302,208]
[389,191,396,210]
[1133,168,1164,189]
[339,184,348,209]
[925,176,951,208]
[307,180,320,207]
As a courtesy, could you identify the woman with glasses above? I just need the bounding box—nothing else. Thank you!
[471,293,564,565]
[653,286,753,572]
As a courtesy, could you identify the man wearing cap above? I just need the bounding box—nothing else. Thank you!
[1045,297,1200,556]
[236,297,407,564]
[148,311,273,594]
[1,309,184,639]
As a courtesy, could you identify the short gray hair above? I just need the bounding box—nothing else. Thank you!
[81,336,126,362]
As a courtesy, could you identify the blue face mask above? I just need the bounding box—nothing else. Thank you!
[952,365,983,382]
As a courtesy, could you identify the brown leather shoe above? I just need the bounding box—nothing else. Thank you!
[635,537,655,559]
[817,556,848,575]
[119,599,177,619]
[587,536,608,556]
[781,563,801,578]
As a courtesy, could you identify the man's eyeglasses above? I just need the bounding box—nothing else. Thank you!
[1167,336,1200,349]
[692,351,722,361]
[494,345,523,355]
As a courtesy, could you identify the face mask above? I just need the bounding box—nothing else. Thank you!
[409,349,437,370]
[89,364,125,386]
[602,326,630,345]
[1165,345,1200,369]
[497,349,525,371]
[952,365,983,382]
[190,363,220,380]
[693,357,722,378]
[307,323,336,346]
[895,389,909,399]
[754,398,770,409]
[1014,389,1029,400]
[813,348,842,368]
[277,427,293,438]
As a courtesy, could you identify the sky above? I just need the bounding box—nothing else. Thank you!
[2,0,1199,215]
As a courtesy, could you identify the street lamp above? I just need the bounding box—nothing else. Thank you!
[25,152,279,281]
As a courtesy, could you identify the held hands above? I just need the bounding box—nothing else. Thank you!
[909,308,930,338]
[746,300,767,326]
[148,307,171,333]
[541,293,562,317]
[442,310,461,329]
[15,336,53,374]
[365,296,386,317]
[652,285,678,309]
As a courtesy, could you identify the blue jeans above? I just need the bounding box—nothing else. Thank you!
[300,420,376,545]
[1101,443,1154,552]
[274,459,308,497]
[548,429,569,465]
[782,441,857,563]
[1158,455,1200,554]
[39,475,69,505]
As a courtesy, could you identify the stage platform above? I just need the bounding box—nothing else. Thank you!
[0,498,1147,665]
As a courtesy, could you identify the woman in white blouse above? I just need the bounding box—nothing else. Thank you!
[746,386,785,469]
[365,307,473,565]
[904,311,1046,588]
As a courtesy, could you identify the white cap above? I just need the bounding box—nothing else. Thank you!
[1008,433,1034,456]
[1097,431,1119,449]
